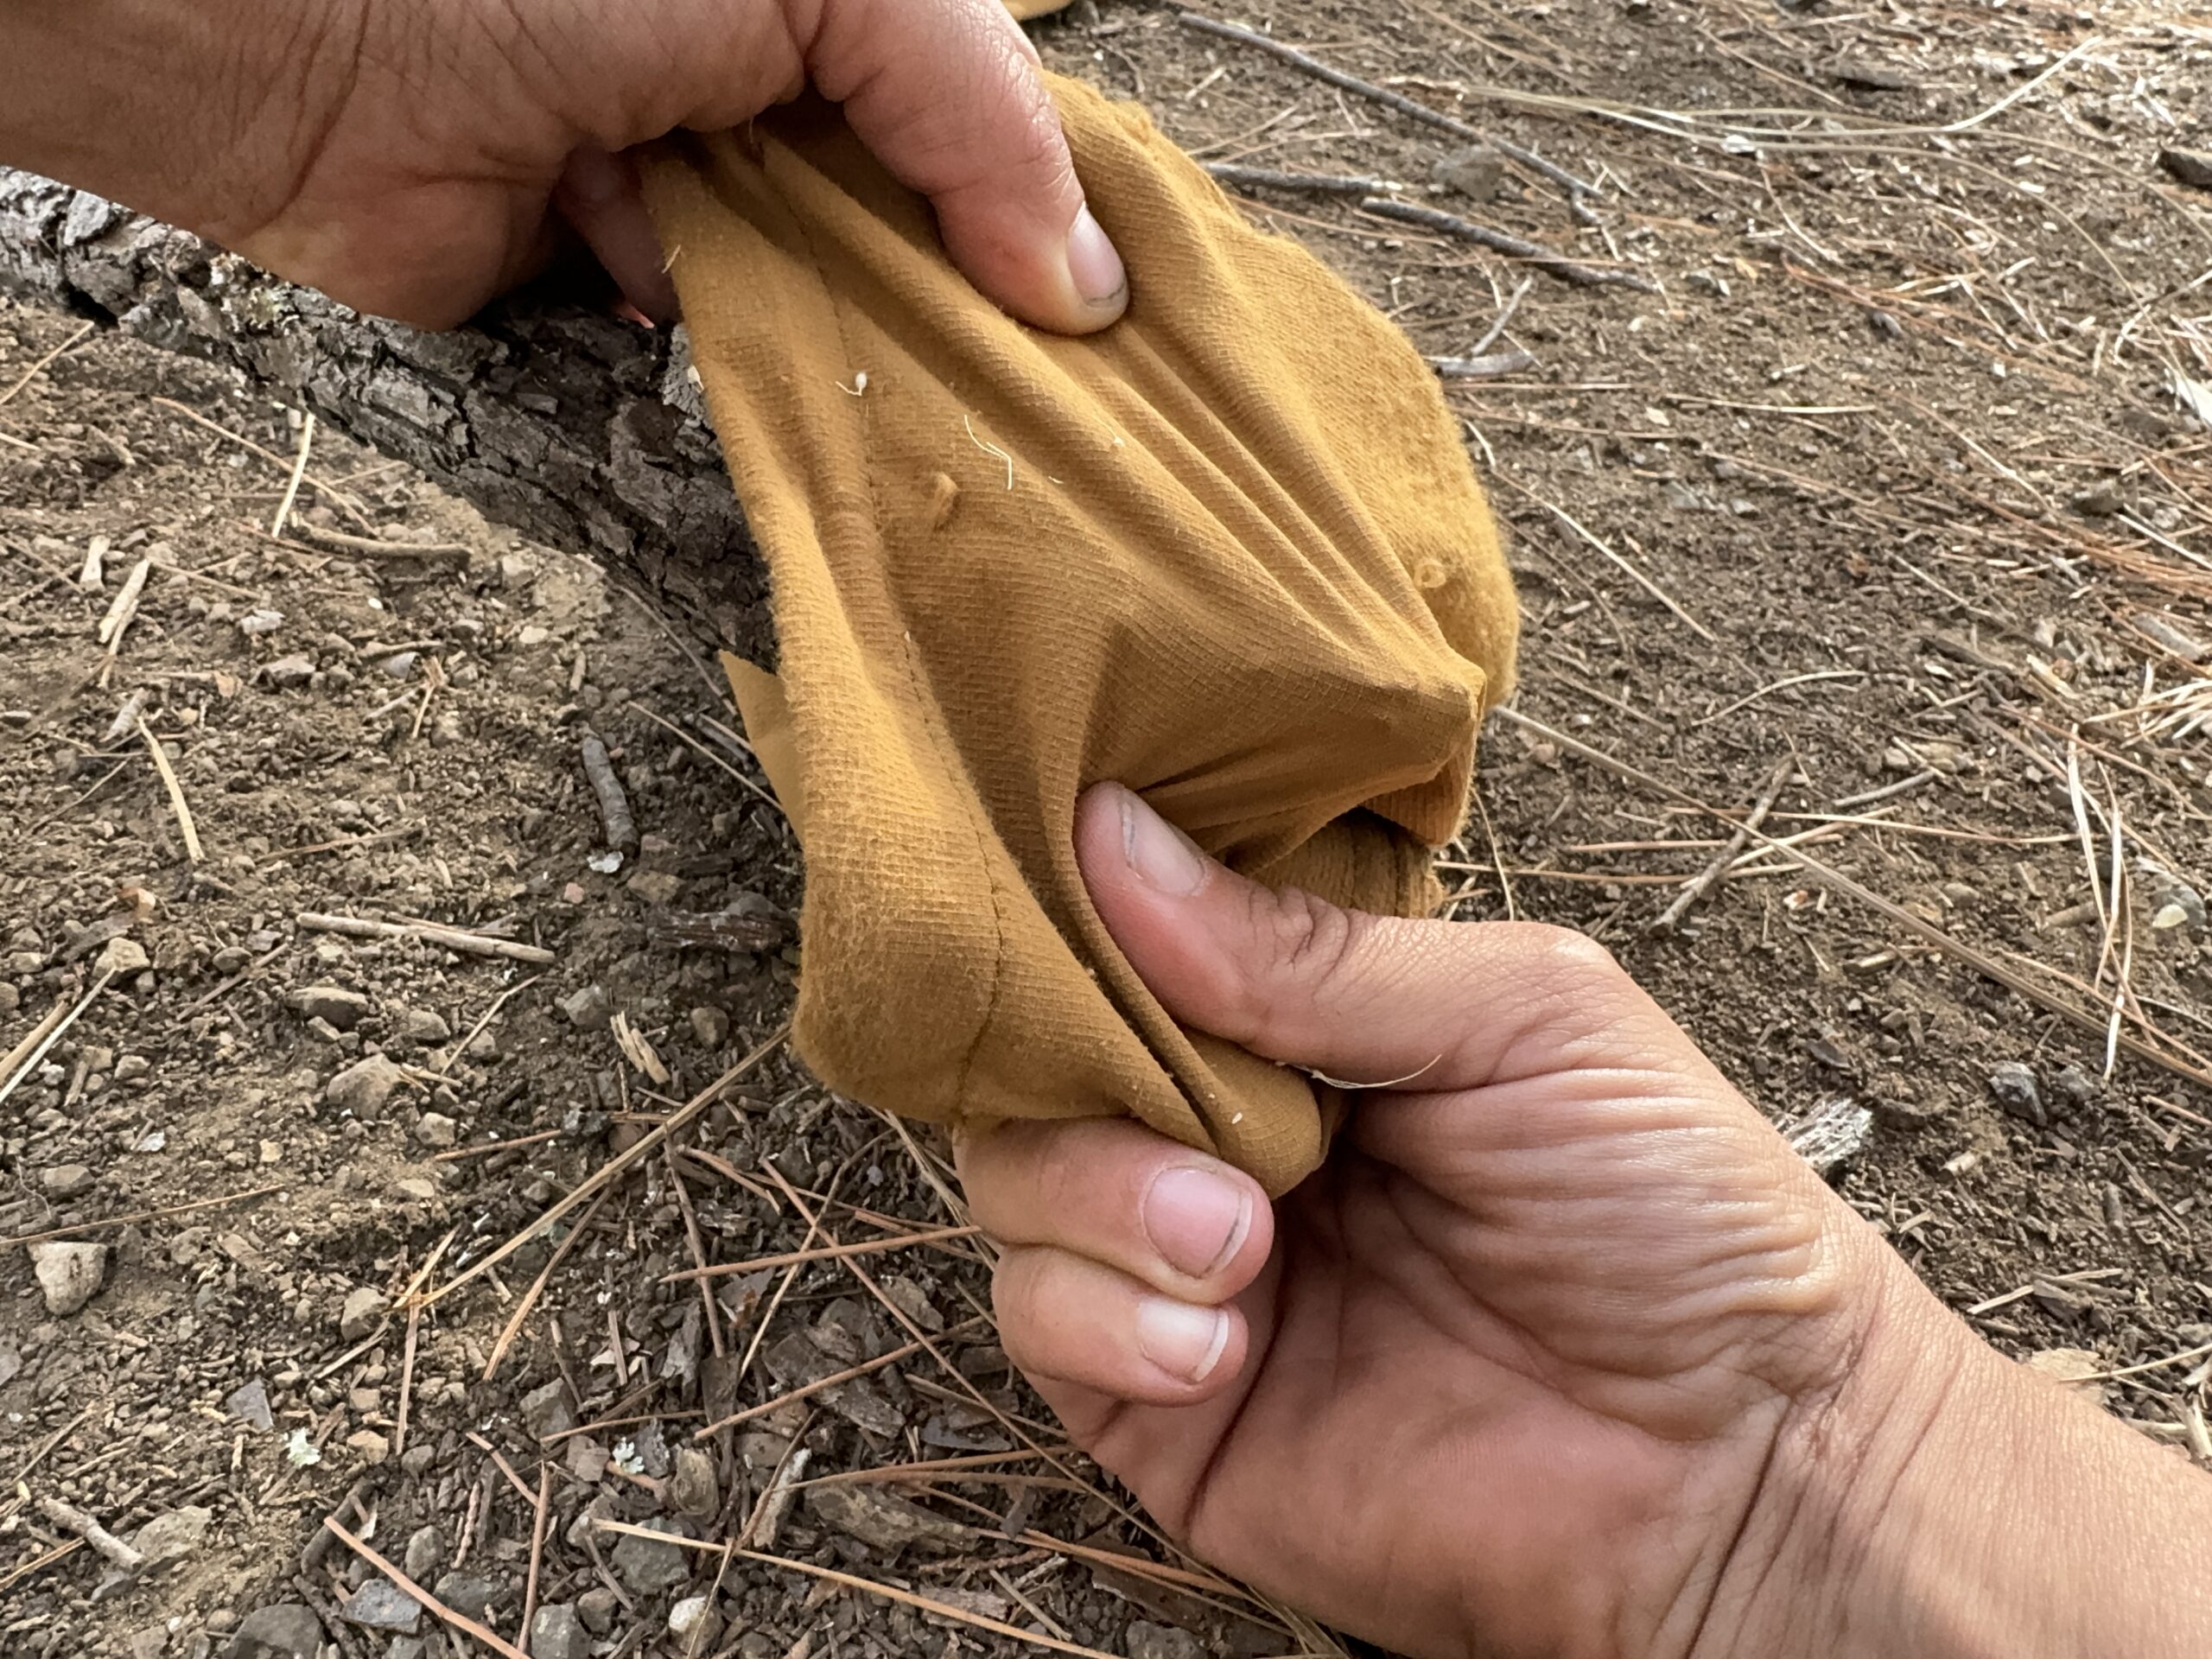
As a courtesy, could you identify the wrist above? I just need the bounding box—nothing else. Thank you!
[1700,1243,2212,1659]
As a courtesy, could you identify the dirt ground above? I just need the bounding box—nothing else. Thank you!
[3,2,2210,1656]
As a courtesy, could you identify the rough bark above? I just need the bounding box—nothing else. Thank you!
[0,168,772,662]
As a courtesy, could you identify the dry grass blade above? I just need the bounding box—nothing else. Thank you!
[269,411,315,537]
[594,1521,1125,1659]
[136,714,204,862]
[422,1024,786,1311]
[0,969,112,1108]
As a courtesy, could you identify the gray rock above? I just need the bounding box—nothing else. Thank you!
[339,1578,423,1634]
[1988,1061,2046,1128]
[1431,143,1503,202]
[397,1008,451,1044]
[804,1484,968,1554]
[2160,147,2212,191]
[689,1006,729,1048]
[262,654,316,688]
[132,1504,212,1567]
[226,1604,326,1658]
[610,1520,693,1595]
[576,1586,620,1635]
[227,1378,275,1431]
[402,1524,444,1582]
[669,1446,718,1517]
[531,1604,589,1659]
[520,1378,575,1439]
[95,936,150,977]
[413,1111,459,1149]
[669,1594,723,1656]
[290,984,372,1030]
[1125,1622,1206,1659]
[39,1164,94,1199]
[326,1053,404,1120]
[339,1286,390,1341]
[30,1240,106,1316]
[558,984,612,1031]
[2050,1064,2099,1115]
[432,1573,500,1619]
[385,1642,428,1659]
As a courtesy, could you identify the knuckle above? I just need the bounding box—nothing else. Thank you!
[1230,884,1367,1035]
[1522,923,1627,992]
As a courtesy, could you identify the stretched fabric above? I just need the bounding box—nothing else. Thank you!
[643,76,1517,1194]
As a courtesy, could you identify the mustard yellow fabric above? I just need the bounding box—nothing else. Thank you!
[645,78,1517,1194]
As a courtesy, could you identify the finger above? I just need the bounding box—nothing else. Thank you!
[804,0,1128,334]
[956,1118,1273,1300]
[553,146,681,324]
[1076,782,1719,1096]
[993,1246,1247,1404]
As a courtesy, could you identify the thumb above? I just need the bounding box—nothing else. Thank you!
[1076,782,1695,1095]
[805,0,1128,334]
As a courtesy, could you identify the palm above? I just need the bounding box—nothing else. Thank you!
[1039,1073,1855,1659]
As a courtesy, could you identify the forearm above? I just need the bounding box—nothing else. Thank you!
[1709,1250,2212,1658]
[0,0,360,244]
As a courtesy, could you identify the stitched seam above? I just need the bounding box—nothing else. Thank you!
[772,152,1011,1121]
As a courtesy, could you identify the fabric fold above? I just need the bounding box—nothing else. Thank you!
[645,76,1517,1194]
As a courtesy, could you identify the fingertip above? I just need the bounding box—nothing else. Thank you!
[934,194,1129,335]
[553,145,680,326]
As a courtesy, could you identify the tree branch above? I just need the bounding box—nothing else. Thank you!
[0,167,771,661]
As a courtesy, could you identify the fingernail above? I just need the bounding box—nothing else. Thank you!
[1135,1298,1230,1385]
[1116,785,1207,897]
[1144,1166,1252,1280]
[1065,204,1128,309]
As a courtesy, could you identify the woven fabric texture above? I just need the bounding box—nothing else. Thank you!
[645,76,1517,1193]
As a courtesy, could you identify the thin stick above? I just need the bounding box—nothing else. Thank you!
[1503,480,1717,639]
[0,971,112,1108]
[293,524,470,562]
[296,912,556,966]
[2,1182,282,1248]
[0,321,94,408]
[433,976,544,1080]
[434,1127,562,1163]
[1204,162,1397,196]
[664,1224,983,1282]
[1650,760,1792,933]
[422,1025,786,1310]
[0,999,71,1099]
[1361,199,1654,290]
[1427,349,1538,379]
[35,1496,143,1572]
[596,1522,1124,1659]
[269,412,315,537]
[135,715,204,862]
[393,1305,423,1459]
[665,1141,728,1360]
[322,1520,529,1659]
[0,1539,83,1596]
[581,733,638,853]
[149,397,374,529]
[1177,11,1599,201]
[521,1462,553,1650]
[480,1189,611,1383]
[694,1331,939,1439]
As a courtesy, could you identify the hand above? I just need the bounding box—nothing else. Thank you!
[958,784,2212,1658]
[1,0,1127,333]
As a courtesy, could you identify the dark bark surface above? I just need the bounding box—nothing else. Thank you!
[0,168,772,661]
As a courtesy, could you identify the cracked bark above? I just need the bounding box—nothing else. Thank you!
[0,167,772,663]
